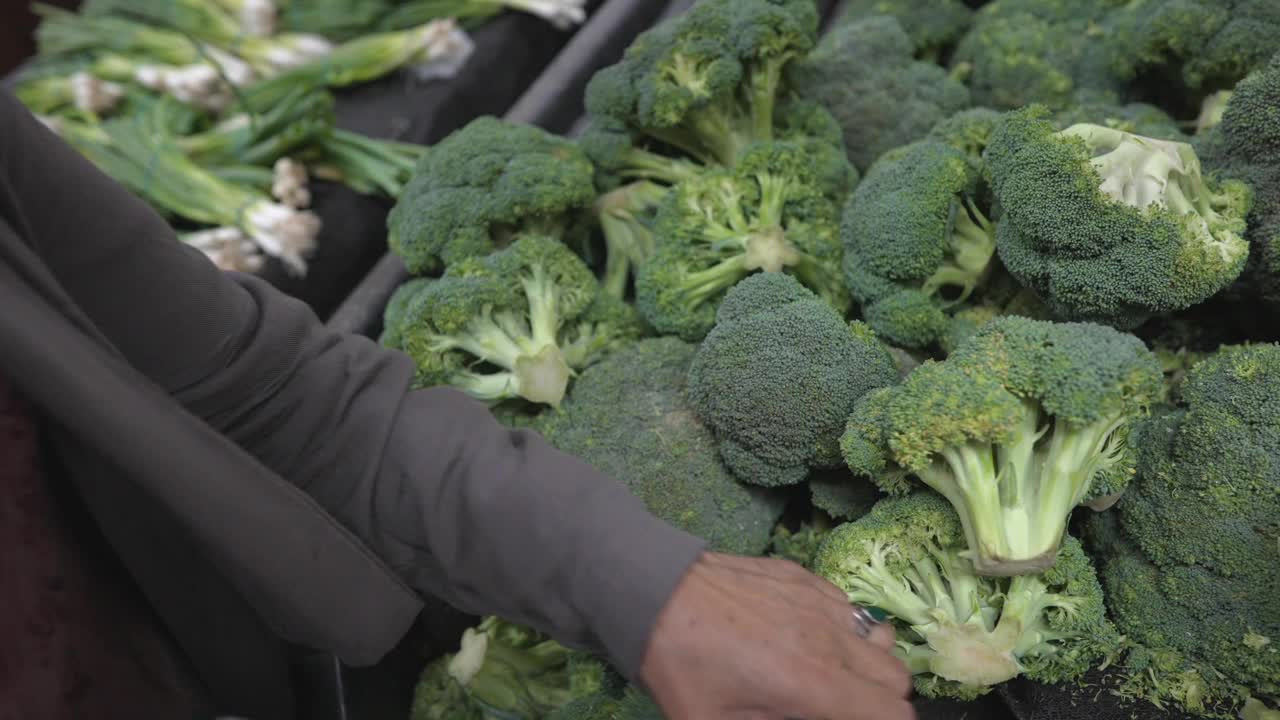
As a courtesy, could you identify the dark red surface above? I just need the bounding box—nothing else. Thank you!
[0,373,199,720]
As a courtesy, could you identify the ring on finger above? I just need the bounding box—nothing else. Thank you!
[850,605,879,638]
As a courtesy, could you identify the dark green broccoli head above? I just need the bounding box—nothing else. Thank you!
[987,105,1253,329]
[841,139,998,349]
[809,468,884,521]
[686,272,899,487]
[388,116,597,274]
[398,235,638,407]
[773,96,860,200]
[538,337,787,556]
[1197,53,1280,311]
[788,16,971,172]
[841,316,1163,575]
[832,0,975,58]
[583,0,819,169]
[925,106,1004,162]
[635,141,848,341]
[813,492,1120,699]
[547,694,623,720]
[952,0,1126,110]
[1109,0,1280,96]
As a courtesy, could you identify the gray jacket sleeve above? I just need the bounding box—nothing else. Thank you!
[0,90,706,679]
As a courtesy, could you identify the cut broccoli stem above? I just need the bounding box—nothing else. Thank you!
[1059,124,1187,210]
[918,401,1132,575]
[922,198,997,306]
[743,226,801,272]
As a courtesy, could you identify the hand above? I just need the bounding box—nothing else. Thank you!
[638,552,916,720]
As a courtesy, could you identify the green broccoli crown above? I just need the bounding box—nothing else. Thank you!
[635,141,848,341]
[840,316,1163,575]
[951,0,1126,111]
[380,276,434,351]
[787,15,971,172]
[813,492,1120,699]
[987,105,1253,328]
[1109,0,1280,94]
[583,0,818,168]
[809,468,885,521]
[772,97,860,200]
[538,337,787,556]
[686,272,899,488]
[841,139,998,349]
[1053,98,1186,141]
[399,235,620,408]
[411,617,604,720]
[832,0,975,58]
[388,116,597,274]
[926,107,1005,162]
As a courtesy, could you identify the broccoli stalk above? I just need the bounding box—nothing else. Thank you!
[920,199,997,306]
[595,180,666,299]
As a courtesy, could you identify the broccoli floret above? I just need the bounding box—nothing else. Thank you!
[951,0,1125,110]
[579,118,705,192]
[772,96,860,200]
[398,235,643,407]
[937,272,1050,355]
[831,0,975,59]
[538,337,787,556]
[810,468,884,521]
[788,16,971,173]
[593,180,668,300]
[769,511,835,570]
[614,688,663,720]
[840,317,1163,575]
[583,0,819,169]
[1196,89,1234,134]
[410,617,607,720]
[548,694,623,720]
[687,272,899,487]
[842,139,999,349]
[388,116,597,274]
[813,492,1121,699]
[1197,53,1280,312]
[1052,96,1186,141]
[1109,0,1280,98]
[925,107,1004,161]
[635,142,848,341]
[987,105,1253,329]
[380,276,434,351]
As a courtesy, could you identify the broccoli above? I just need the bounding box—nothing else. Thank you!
[841,138,999,350]
[410,616,608,720]
[1197,52,1280,313]
[830,0,975,60]
[923,106,1004,162]
[1108,0,1280,100]
[840,316,1163,575]
[380,276,434,351]
[397,235,644,408]
[772,96,860,201]
[788,16,971,172]
[538,337,788,556]
[594,180,668,300]
[809,468,883,521]
[635,141,848,341]
[986,105,1253,329]
[578,118,705,192]
[1094,344,1280,706]
[388,116,597,274]
[582,0,819,169]
[547,694,623,720]
[937,272,1049,355]
[951,0,1126,111]
[687,272,899,487]
[1052,96,1186,141]
[813,492,1121,699]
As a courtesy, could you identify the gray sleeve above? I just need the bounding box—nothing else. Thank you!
[0,89,706,678]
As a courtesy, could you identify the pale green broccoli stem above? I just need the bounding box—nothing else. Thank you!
[686,99,753,166]
[454,633,578,714]
[841,540,938,626]
[516,265,573,406]
[745,55,793,143]
[597,182,663,298]
[675,254,751,308]
[919,402,1132,575]
[619,146,703,185]
[922,198,997,306]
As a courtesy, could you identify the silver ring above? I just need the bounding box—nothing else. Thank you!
[851,605,877,638]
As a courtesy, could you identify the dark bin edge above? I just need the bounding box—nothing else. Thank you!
[323,0,672,338]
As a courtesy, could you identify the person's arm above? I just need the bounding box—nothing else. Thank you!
[0,89,705,678]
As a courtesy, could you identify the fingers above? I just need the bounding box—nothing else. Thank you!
[765,660,918,720]
[866,623,897,652]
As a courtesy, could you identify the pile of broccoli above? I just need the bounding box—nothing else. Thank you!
[378,0,1280,717]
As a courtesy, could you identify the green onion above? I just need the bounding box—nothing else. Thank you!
[178,85,335,166]
[309,128,427,197]
[15,71,125,116]
[378,0,588,32]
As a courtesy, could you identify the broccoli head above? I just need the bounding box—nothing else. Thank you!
[635,141,848,341]
[813,492,1121,699]
[810,468,887,521]
[380,276,434,351]
[398,235,644,408]
[687,272,899,487]
[538,337,787,556]
[951,0,1126,111]
[987,105,1253,329]
[831,0,975,59]
[410,616,607,720]
[788,15,971,172]
[840,316,1163,575]
[582,0,819,169]
[1052,96,1186,141]
[1197,52,1280,312]
[388,116,597,274]
[842,138,999,349]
